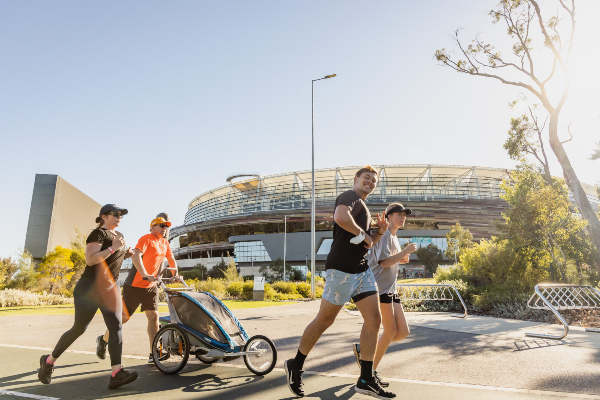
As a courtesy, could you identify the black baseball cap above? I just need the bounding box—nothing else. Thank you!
[385,204,412,218]
[96,204,128,223]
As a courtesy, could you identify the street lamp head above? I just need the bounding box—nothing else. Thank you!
[324,74,337,79]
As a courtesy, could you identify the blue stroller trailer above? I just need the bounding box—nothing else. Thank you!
[149,274,277,376]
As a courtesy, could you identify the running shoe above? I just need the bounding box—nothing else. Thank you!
[148,353,170,364]
[355,377,396,399]
[108,368,138,389]
[352,343,361,368]
[96,335,107,360]
[284,359,305,397]
[374,370,390,388]
[38,355,54,385]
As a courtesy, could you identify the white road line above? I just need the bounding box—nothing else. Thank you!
[0,390,59,400]
[2,343,599,399]
[0,344,147,360]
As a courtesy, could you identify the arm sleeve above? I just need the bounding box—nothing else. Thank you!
[86,229,105,244]
[336,191,356,211]
[135,236,150,253]
[166,242,173,259]
[376,235,394,262]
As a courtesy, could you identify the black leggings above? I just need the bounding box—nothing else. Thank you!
[52,278,123,366]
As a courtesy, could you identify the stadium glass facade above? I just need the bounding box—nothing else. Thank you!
[168,164,600,277]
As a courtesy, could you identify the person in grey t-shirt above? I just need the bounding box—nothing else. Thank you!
[353,203,417,388]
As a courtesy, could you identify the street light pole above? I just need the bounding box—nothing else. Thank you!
[283,215,287,281]
[311,74,336,300]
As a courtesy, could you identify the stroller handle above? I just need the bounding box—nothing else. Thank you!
[143,275,193,291]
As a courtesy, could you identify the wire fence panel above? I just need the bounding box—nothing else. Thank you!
[396,284,468,318]
[526,284,600,340]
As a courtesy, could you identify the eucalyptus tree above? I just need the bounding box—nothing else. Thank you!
[435,0,600,260]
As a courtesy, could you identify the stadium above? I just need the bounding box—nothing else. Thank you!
[168,164,600,278]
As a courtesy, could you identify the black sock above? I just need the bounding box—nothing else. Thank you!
[293,349,307,370]
[360,360,373,381]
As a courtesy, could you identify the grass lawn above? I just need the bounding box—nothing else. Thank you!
[0,300,298,317]
[397,278,436,285]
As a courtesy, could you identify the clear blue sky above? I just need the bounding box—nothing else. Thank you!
[1,1,598,258]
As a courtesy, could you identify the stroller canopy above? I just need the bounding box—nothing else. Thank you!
[171,291,246,347]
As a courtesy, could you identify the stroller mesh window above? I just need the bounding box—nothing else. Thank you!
[171,296,228,343]
[183,292,246,347]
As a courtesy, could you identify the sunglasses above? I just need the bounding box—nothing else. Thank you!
[108,212,123,218]
[155,224,169,228]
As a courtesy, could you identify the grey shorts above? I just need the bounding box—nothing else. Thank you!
[322,268,378,306]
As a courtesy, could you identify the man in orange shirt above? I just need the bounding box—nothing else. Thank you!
[96,217,181,363]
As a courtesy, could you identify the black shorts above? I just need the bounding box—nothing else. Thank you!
[379,292,401,304]
[122,284,159,315]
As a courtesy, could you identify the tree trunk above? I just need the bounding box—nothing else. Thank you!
[547,113,600,272]
[576,260,583,283]
[542,165,552,186]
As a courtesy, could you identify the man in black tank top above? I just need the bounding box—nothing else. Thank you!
[284,166,397,399]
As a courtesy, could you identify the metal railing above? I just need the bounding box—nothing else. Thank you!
[526,284,600,340]
[396,284,468,318]
[184,174,506,225]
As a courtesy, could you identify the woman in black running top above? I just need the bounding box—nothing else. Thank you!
[38,204,139,389]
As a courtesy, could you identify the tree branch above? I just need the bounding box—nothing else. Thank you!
[461,70,546,102]
[530,0,575,113]
[507,2,536,76]
[561,120,574,144]
[542,57,558,85]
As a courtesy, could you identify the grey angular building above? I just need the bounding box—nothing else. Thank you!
[25,174,101,261]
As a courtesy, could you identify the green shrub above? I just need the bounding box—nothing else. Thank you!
[315,285,323,298]
[306,272,325,285]
[461,238,546,289]
[223,258,241,283]
[298,282,322,298]
[270,292,304,301]
[0,289,74,307]
[194,278,227,299]
[434,265,469,283]
[345,299,357,310]
[241,280,255,300]
[268,281,322,299]
[226,281,245,298]
[471,281,530,311]
[263,283,276,300]
[271,281,298,295]
[296,282,311,298]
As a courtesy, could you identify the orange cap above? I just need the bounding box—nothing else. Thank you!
[150,217,172,228]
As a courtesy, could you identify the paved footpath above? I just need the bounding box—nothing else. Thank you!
[1,301,600,399]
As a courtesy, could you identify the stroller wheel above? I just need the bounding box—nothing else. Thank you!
[195,354,219,364]
[152,324,190,375]
[243,335,277,376]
